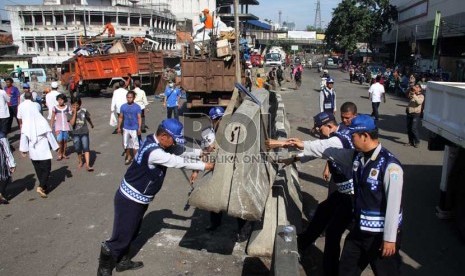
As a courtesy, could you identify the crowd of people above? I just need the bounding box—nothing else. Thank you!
[1,60,416,276]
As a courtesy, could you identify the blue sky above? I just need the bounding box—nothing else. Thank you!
[1,0,341,30]
[250,0,342,30]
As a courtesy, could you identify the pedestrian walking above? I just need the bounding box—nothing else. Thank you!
[405,84,424,148]
[289,115,404,276]
[368,75,386,121]
[16,65,23,82]
[0,131,16,204]
[245,68,253,92]
[294,64,303,90]
[133,80,149,134]
[110,81,128,134]
[50,94,71,160]
[267,67,277,91]
[118,91,142,165]
[17,92,42,130]
[0,84,10,135]
[320,78,337,114]
[45,81,61,120]
[69,98,95,171]
[4,78,20,134]
[277,66,284,87]
[163,81,181,120]
[19,102,59,198]
[97,119,214,276]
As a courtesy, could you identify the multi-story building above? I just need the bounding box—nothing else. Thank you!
[383,0,465,78]
[6,0,177,66]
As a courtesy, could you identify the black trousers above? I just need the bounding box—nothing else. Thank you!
[371,102,380,120]
[167,107,179,120]
[106,191,148,260]
[298,192,353,276]
[0,118,8,135]
[31,159,51,190]
[339,230,401,276]
[0,177,10,195]
[6,105,18,134]
[406,113,421,145]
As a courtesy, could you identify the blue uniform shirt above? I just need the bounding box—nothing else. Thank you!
[164,87,180,107]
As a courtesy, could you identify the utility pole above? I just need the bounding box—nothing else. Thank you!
[234,0,241,83]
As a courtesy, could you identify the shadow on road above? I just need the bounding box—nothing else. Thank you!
[47,166,73,193]
[129,209,191,259]
[241,257,269,275]
[178,208,241,255]
[5,174,36,200]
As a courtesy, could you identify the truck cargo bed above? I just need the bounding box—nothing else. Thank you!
[422,81,465,148]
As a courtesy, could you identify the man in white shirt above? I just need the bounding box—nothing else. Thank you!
[19,96,59,198]
[45,82,61,120]
[0,87,10,135]
[368,75,386,121]
[17,92,42,130]
[110,81,128,134]
[133,80,149,133]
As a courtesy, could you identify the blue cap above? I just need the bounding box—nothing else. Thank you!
[159,119,185,144]
[209,107,225,120]
[22,83,30,88]
[326,78,334,83]
[348,114,377,134]
[313,112,335,128]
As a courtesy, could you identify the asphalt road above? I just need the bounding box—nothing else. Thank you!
[0,67,463,276]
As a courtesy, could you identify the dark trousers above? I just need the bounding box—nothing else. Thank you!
[0,177,10,195]
[371,102,380,120]
[31,159,51,190]
[106,191,148,260]
[0,118,8,135]
[7,105,18,134]
[339,230,401,276]
[167,107,179,120]
[406,113,421,145]
[298,192,353,276]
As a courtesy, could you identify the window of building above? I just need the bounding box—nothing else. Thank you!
[44,15,53,26]
[55,14,64,25]
[34,14,43,25]
[22,15,33,26]
[65,14,74,25]
[26,41,35,52]
[68,39,76,50]
[142,17,150,27]
[61,0,80,4]
[130,16,139,26]
[118,15,128,26]
[90,14,103,26]
[57,41,66,51]
[37,41,45,52]
[46,40,55,51]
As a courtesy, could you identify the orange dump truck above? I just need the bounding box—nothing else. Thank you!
[61,45,163,96]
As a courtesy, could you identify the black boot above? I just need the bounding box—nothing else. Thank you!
[115,255,144,272]
[97,242,115,276]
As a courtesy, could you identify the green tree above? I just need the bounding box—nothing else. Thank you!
[325,0,397,55]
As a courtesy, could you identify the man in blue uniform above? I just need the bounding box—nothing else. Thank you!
[267,111,355,275]
[288,114,404,276]
[97,119,215,276]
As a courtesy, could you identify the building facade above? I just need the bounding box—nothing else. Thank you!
[383,0,465,79]
[7,0,177,65]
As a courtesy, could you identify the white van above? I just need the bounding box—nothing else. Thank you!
[9,68,47,83]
